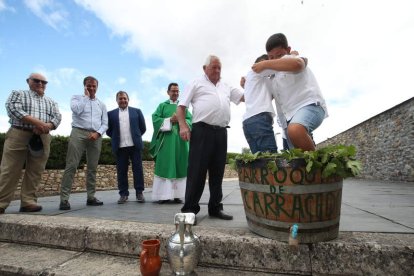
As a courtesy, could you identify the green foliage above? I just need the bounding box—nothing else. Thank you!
[99,138,116,165]
[0,133,154,169]
[0,133,247,168]
[233,144,362,179]
[142,141,153,161]
[46,135,71,169]
[241,147,251,154]
[226,152,238,164]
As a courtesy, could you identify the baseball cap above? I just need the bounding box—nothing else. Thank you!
[28,134,44,157]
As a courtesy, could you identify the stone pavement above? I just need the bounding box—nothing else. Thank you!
[0,178,413,275]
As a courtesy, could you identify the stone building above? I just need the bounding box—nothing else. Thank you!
[318,97,413,182]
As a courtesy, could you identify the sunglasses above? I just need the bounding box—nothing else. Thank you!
[30,78,48,85]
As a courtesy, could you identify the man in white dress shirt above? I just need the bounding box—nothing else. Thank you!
[59,76,108,210]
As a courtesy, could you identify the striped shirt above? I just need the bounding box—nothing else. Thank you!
[6,90,62,129]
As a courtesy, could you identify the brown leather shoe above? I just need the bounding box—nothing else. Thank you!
[0,207,5,214]
[117,196,128,204]
[19,204,42,212]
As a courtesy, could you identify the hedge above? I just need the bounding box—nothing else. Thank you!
[0,133,236,169]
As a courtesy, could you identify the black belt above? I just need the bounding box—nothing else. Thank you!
[12,125,33,132]
[73,127,95,132]
[193,122,229,129]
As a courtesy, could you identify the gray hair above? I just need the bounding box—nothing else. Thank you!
[28,72,46,79]
[204,55,220,66]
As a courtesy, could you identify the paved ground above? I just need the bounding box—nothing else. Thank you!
[3,178,414,233]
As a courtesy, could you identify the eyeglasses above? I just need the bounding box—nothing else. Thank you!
[30,78,48,85]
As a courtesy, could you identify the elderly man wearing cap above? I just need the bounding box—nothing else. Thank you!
[0,72,62,215]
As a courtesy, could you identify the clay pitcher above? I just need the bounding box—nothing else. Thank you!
[140,239,162,276]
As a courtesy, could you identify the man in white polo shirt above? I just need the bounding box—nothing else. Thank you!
[242,54,278,154]
[176,55,244,223]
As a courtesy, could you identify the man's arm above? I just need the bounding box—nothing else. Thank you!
[23,116,53,134]
[177,105,191,141]
[138,109,146,135]
[6,91,53,134]
[97,102,108,135]
[70,95,89,115]
[49,101,62,130]
[106,111,113,137]
[252,55,305,73]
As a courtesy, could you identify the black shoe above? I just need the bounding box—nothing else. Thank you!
[20,204,42,212]
[87,197,103,206]
[59,200,71,210]
[157,200,169,204]
[117,196,128,204]
[209,211,233,220]
[173,198,183,204]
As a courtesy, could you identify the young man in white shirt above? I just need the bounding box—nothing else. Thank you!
[242,54,278,154]
[252,33,328,151]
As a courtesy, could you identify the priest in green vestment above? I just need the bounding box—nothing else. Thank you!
[150,83,192,203]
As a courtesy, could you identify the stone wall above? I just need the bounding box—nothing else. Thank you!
[13,161,239,198]
[317,97,414,182]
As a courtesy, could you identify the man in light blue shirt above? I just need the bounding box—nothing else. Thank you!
[59,76,108,210]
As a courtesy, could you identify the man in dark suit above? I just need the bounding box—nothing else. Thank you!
[107,91,146,204]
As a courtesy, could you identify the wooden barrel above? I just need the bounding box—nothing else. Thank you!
[237,158,342,243]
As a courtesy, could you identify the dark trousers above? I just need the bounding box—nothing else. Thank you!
[181,122,227,215]
[116,146,144,196]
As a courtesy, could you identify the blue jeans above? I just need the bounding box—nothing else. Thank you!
[243,112,277,153]
[287,104,325,149]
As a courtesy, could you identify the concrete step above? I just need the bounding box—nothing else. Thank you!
[0,214,413,275]
[0,242,284,276]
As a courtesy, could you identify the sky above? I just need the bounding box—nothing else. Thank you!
[0,0,413,153]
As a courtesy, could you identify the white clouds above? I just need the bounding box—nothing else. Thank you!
[24,0,69,30]
[0,114,9,133]
[72,0,413,152]
[0,0,7,11]
[0,0,15,12]
[3,0,409,153]
[138,68,169,85]
[49,68,84,87]
[117,77,126,85]
[52,109,72,136]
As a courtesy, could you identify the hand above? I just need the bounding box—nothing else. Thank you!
[291,50,299,56]
[34,121,52,134]
[84,86,90,98]
[240,76,246,88]
[33,128,43,135]
[170,114,178,123]
[88,132,100,141]
[252,62,265,73]
[179,125,191,141]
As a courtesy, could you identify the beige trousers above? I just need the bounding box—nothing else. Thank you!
[0,128,51,209]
